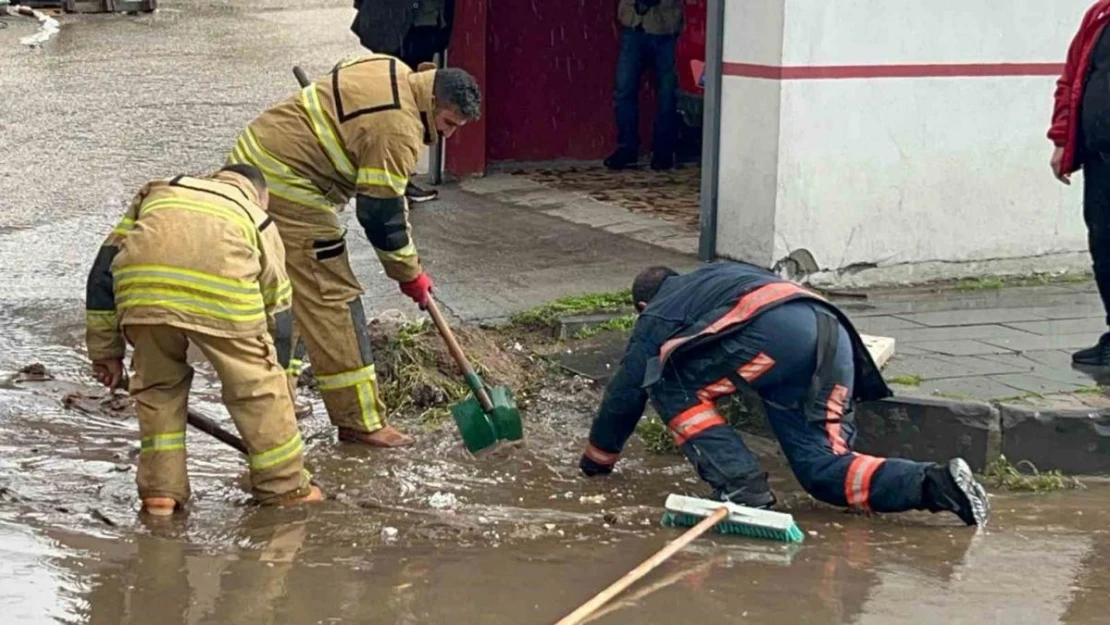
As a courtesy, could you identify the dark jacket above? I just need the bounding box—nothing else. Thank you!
[585,262,891,461]
[1049,0,1110,174]
[350,0,455,57]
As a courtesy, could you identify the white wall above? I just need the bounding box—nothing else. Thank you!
[716,0,1095,286]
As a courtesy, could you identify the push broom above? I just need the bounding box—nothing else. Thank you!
[552,494,803,625]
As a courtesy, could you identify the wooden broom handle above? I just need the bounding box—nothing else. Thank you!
[425,298,494,411]
[552,506,729,625]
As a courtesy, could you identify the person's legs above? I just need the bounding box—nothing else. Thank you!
[606,27,645,170]
[648,33,679,171]
[398,26,443,203]
[124,324,193,515]
[1074,156,1110,365]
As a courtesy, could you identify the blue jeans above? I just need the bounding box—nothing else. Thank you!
[614,27,678,158]
[650,301,930,513]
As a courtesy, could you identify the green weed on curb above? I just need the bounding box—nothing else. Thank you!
[980,455,1084,492]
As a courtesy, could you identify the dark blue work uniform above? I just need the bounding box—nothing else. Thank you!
[580,262,932,513]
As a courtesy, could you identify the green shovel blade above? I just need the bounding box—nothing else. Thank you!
[451,396,499,454]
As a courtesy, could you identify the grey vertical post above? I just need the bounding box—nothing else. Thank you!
[697,0,725,262]
[429,50,446,185]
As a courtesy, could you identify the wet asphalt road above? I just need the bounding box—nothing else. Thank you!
[3,3,1110,625]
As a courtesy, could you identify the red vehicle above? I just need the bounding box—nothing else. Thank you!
[675,0,707,163]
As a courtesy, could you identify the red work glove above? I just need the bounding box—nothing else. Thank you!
[399,272,434,309]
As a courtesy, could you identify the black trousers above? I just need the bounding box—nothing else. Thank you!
[398,26,447,69]
[1084,155,1110,327]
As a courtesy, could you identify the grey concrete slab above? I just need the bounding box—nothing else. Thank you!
[892,308,1049,327]
[881,354,1030,381]
[1002,317,1107,336]
[977,353,1094,386]
[1011,303,1107,320]
[988,373,1089,396]
[848,315,928,334]
[918,377,1027,401]
[979,333,1100,353]
[908,340,1016,357]
[890,324,1039,344]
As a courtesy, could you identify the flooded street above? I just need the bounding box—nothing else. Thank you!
[3,2,1110,624]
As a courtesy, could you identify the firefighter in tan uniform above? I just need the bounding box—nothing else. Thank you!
[226,55,481,447]
[84,164,324,516]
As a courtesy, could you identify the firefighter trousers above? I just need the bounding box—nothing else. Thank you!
[266,197,388,434]
[651,300,930,513]
[124,324,312,505]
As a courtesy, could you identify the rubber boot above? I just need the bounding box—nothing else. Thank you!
[142,497,177,517]
[923,458,990,526]
[338,425,415,448]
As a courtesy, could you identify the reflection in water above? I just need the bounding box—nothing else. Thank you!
[0,521,85,624]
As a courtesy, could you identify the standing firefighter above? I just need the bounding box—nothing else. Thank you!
[84,165,323,516]
[578,263,990,527]
[227,55,481,448]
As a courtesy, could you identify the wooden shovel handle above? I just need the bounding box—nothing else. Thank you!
[552,506,729,625]
[425,298,494,412]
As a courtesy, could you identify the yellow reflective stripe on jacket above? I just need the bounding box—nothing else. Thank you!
[357,168,408,195]
[116,292,266,323]
[315,364,376,391]
[140,198,259,250]
[249,432,304,471]
[374,242,417,263]
[115,264,267,323]
[301,85,357,182]
[262,279,293,307]
[141,431,186,453]
[86,310,117,327]
[114,265,263,302]
[229,130,336,212]
[113,217,136,236]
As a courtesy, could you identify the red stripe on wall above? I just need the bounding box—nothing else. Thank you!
[723,62,1065,80]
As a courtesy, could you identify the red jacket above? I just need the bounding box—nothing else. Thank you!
[1050,1,1110,174]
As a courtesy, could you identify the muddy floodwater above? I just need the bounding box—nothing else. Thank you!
[3,2,1110,624]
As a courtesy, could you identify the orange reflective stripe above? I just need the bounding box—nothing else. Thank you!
[845,454,885,510]
[669,402,727,445]
[825,384,850,455]
[696,377,737,401]
[584,443,619,466]
[658,282,820,364]
[738,352,776,382]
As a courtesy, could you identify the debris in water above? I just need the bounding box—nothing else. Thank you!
[16,362,54,381]
[579,494,606,505]
[428,492,458,509]
[544,523,556,531]
[90,508,117,527]
[603,512,619,525]
[382,527,399,541]
[112,464,131,473]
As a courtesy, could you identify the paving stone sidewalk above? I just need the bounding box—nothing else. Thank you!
[840,280,1108,401]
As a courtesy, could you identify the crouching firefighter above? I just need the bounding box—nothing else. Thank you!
[579,263,990,527]
[84,164,324,516]
[226,54,481,448]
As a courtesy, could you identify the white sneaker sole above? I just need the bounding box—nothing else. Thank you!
[949,458,990,527]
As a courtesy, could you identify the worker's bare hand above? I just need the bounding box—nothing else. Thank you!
[92,358,124,390]
[1051,146,1071,185]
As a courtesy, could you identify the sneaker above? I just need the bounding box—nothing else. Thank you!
[405,181,438,203]
[650,151,675,171]
[713,472,777,509]
[924,458,990,526]
[603,147,638,170]
[1072,331,1110,366]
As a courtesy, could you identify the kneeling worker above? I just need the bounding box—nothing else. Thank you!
[84,164,323,516]
[578,262,990,527]
[227,55,481,448]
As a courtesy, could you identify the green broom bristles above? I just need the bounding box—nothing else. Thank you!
[660,494,805,544]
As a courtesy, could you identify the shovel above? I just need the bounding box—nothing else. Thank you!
[424,297,523,455]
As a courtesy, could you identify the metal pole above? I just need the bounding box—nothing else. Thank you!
[697,0,725,262]
[429,49,446,185]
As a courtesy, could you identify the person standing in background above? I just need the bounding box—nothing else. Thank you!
[350,0,456,204]
[604,0,684,172]
[1049,1,1110,366]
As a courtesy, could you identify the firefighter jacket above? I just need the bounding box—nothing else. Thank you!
[618,0,684,36]
[228,54,433,283]
[586,262,891,459]
[85,172,293,362]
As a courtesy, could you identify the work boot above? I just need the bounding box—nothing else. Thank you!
[141,497,178,517]
[293,397,313,420]
[713,472,776,509]
[1072,331,1110,366]
[405,181,438,204]
[603,147,638,170]
[923,458,990,527]
[276,484,325,506]
[338,425,415,448]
